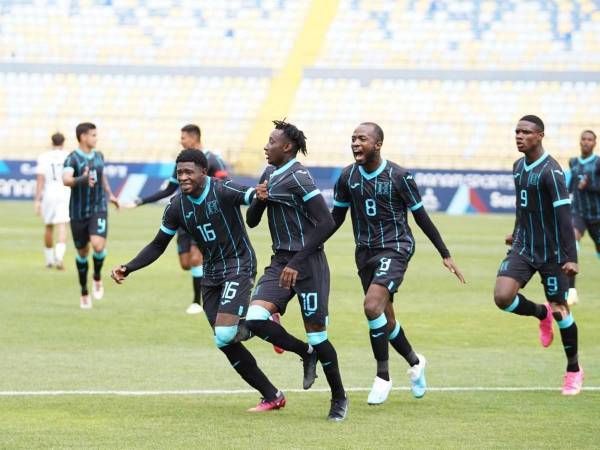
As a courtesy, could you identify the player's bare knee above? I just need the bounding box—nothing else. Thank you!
[549,302,569,320]
[493,288,513,309]
[363,295,385,319]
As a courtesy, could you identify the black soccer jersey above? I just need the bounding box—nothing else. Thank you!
[512,152,575,265]
[568,154,600,221]
[160,178,256,280]
[259,158,323,253]
[63,149,107,220]
[333,159,422,255]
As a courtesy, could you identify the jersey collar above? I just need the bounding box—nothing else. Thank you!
[578,154,596,165]
[271,158,297,177]
[187,176,211,205]
[75,148,96,160]
[523,152,548,172]
[359,158,387,180]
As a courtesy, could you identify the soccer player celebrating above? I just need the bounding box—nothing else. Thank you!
[126,124,229,315]
[331,122,464,405]
[495,115,583,395]
[564,129,600,305]
[34,132,71,270]
[111,149,283,411]
[63,123,119,309]
[245,120,348,421]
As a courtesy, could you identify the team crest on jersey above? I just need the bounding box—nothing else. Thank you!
[207,200,219,216]
[528,173,540,186]
[376,182,391,196]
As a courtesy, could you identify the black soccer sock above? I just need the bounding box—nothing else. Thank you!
[191,265,203,304]
[220,343,278,401]
[92,250,106,281]
[554,313,579,372]
[503,293,547,320]
[312,338,345,399]
[75,255,89,295]
[367,313,390,380]
[246,319,309,356]
[568,275,576,289]
[388,321,419,366]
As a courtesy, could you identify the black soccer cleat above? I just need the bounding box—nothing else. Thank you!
[327,395,349,421]
[302,351,318,390]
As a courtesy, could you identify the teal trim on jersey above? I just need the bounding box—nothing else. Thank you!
[214,326,239,347]
[389,321,400,340]
[160,225,177,235]
[169,177,179,185]
[553,199,571,208]
[564,169,572,187]
[333,200,350,208]
[409,201,423,211]
[302,189,320,202]
[307,331,328,345]
[368,313,387,329]
[503,296,520,312]
[92,250,107,260]
[75,149,96,160]
[191,265,203,277]
[187,177,211,205]
[271,158,297,177]
[596,252,600,260]
[578,154,597,165]
[246,305,271,321]
[75,254,88,264]
[387,281,395,291]
[244,187,255,205]
[523,152,548,172]
[556,314,574,329]
[359,159,387,180]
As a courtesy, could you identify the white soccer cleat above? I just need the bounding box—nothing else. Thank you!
[367,376,393,405]
[567,288,579,306]
[80,294,92,310]
[407,354,427,398]
[92,280,104,300]
[186,302,203,314]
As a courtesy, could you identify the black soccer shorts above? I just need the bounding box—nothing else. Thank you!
[70,212,108,249]
[497,252,568,304]
[176,227,198,254]
[250,250,330,327]
[573,215,600,252]
[355,248,410,300]
[202,274,255,327]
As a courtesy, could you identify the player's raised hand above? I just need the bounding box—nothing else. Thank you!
[255,180,268,202]
[279,266,298,289]
[443,257,466,283]
[562,261,579,277]
[504,234,514,246]
[110,265,128,284]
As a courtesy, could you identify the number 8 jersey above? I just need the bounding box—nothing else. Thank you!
[333,159,423,256]
[511,152,575,266]
[161,178,257,281]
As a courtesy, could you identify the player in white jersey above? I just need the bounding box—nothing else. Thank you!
[34,132,71,270]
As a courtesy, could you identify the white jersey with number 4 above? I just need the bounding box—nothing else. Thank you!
[36,149,71,224]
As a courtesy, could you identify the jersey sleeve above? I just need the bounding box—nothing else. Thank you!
[221,180,256,205]
[396,171,423,211]
[545,167,571,208]
[289,170,321,203]
[63,153,77,175]
[160,201,180,236]
[332,169,350,208]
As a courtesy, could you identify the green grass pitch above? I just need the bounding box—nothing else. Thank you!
[1,201,599,449]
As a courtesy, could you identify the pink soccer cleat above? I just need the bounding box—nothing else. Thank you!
[562,367,584,396]
[247,391,286,412]
[539,303,554,348]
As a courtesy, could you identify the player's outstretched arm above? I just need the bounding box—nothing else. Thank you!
[128,180,179,208]
[110,230,173,284]
[412,206,466,283]
[102,175,120,209]
[63,166,89,187]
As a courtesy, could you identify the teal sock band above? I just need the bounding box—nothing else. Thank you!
[307,331,328,346]
[503,296,519,312]
[92,250,106,260]
[368,313,387,329]
[76,254,88,264]
[246,305,271,321]
[557,314,574,329]
[388,321,401,340]
[191,265,203,277]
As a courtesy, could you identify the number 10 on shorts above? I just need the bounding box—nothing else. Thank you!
[300,292,318,317]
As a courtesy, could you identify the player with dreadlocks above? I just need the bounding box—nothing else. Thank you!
[244,120,348,420]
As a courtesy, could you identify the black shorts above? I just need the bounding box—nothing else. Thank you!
[202,274,255,327]
[70,212,108,249]
[356,248,410,300]
[497,252,568,304]
[573,215,600,251]
[176,227,198,254]
[250,250,330,326]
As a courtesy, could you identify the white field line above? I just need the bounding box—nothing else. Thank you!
[1,387,599,396]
